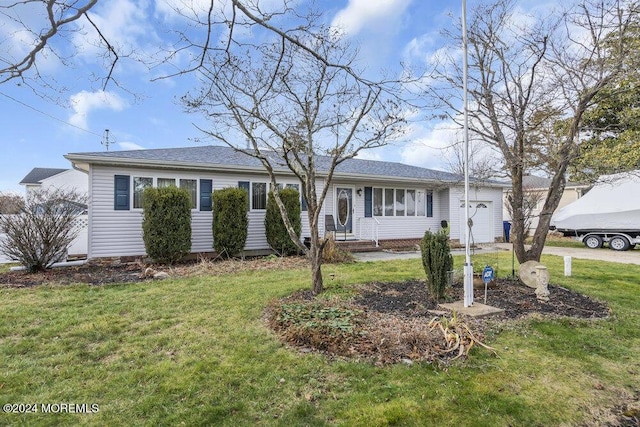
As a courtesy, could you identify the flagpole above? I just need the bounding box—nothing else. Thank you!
[462,0,474,307]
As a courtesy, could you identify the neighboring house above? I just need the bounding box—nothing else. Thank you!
[502,175,590,232]
[64,145,506,260]
[19,167,89,196]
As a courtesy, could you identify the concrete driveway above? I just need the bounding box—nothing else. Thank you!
[353,243,640,265]
[490,243,640,265]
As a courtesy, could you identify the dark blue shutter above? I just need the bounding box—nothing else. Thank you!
[364,187,372,218]
[427,192,433,217]
[238,181,250,210]
[114,175,130,210]
[301,195,308,211]
[200,179,212,211]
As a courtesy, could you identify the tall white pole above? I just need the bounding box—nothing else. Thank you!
[462,0,474,307]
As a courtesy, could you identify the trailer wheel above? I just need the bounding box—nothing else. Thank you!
[584,235,603,249]
[609,235,631,251]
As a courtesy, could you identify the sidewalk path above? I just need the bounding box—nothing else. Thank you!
[353,243,640,265]
[490,243,640,265]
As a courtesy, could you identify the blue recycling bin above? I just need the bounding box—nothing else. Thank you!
[503,221,512,243]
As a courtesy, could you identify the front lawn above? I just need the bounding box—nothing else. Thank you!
[1,254,639,426]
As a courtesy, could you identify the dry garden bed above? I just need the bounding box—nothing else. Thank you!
[266,278,610,366]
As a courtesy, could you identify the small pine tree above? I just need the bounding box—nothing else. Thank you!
[420,230,453,301]
[212,187,248,258]
[265,188,302,256]
[142,186,192,264]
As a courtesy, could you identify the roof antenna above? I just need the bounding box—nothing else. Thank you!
[101,129,111,151]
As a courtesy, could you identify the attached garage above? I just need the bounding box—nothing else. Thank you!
[459,201,494,244]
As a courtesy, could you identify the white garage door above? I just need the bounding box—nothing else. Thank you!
[459,201,494,244]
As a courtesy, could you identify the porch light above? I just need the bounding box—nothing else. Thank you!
[356,188,363,197]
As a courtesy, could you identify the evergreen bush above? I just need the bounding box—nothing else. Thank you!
[265,188,302,255]
[212,187,248,257]
[142,186,192,264]
[420,230,453,301]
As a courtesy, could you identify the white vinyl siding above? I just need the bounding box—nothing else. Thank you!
[449,186,504,243]
[88,165,318,258]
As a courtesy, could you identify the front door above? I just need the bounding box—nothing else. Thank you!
[335,187,353,234]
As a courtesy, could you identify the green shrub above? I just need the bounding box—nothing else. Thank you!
[212,187,248,258]
[142,186,192,264]
[420,230,453,301]
[265,188,302,256]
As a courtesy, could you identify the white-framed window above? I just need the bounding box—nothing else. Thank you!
[406,189,416,216]
[373,188,383,216]
[384,188,394,216]
[131,176,199,210]
[157,177,175,188]
[180,179,197,209]
[395,189,405,216]
[252,182,267,210]
[417,190,426,216]
[370,187,433,217]
[133,177,153,209]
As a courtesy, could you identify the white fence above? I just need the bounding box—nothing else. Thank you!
[0,214,88,264]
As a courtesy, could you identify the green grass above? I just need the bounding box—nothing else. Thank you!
[0,262,16,273]
[524,234,586,248]
[1,255,639,426]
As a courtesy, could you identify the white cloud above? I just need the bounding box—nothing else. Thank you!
[399,120,461,170]
[74,0,158,62]
[331,0,412,36]
[355,150,383,162]
[118,142,145,151]
[69,90,128,129]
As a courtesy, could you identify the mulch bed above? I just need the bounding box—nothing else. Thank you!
[0,256,311,288]
[354,279,611,320]
[0,263,147,287]
[266,276,610,369]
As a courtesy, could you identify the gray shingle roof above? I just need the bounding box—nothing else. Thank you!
[523,175,585,189]
[66,145,490,184]
[19,168,68,185]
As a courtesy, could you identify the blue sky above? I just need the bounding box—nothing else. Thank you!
[0,0,529,193]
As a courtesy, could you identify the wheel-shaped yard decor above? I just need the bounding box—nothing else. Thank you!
[609,235,631,251]
[584,234,603,249]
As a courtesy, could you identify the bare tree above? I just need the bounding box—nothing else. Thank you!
[504,185,546,238]
[184,23,406,294]
[425,0,637,262]
[0,188,86,272]
[0,192,24,215]
[0,0,120,94]
[445,136,502,181]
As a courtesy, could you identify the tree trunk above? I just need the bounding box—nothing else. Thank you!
[525,170,568,261]
[308,233,324,295]
[509,168,530,263]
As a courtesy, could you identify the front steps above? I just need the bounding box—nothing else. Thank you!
[334,239,381,253]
